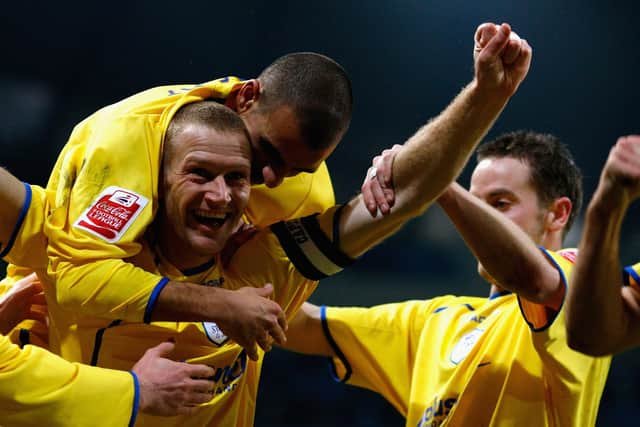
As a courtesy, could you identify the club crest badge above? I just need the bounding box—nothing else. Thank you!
[74,186,149,243]
[203,322,229,346]
[450,328,484,364]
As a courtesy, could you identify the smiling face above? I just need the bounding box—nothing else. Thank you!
[469,156,547,282]
[240,104,338,188]
[159,123,251,270]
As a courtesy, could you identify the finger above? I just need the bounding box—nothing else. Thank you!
[277,308,288,332]
[188,364,216,379]
[501,33,522,65]
[377,149,396,189]
[30,293,47,306]
[475,22,499,50]
[246,343,259,361]
[27,309,48,324]
[188,378,215,394]
[256,283,274,298]
[369,178,390,215]
[511,38,532,75]
[361,170,379,217]
[13,282,43,299]
[146,341,176,357]
[268,317,287,346]
[478,22,511,64]
[256,332,272,353]
[186,391,215,405]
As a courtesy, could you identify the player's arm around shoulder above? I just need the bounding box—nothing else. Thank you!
[280,302,335,357]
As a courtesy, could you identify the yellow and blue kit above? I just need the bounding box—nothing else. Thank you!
[0,334,139,427]
[624,262,640,288]
[49,206,353,427]
[40,76,334,329]
[320,249,611,427]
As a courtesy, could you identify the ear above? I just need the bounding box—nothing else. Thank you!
[544,196,572,233]
[232,79,261,113]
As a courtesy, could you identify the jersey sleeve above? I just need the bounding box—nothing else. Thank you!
[244,161,335,228]
[0,334,138,427]
[0,266,49,349]
[44,114,168,323]
[0,184,49,270]
[623,262,640,288]
[321,301,432,417]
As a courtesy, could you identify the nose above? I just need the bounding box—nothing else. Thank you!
[204,175,231,204]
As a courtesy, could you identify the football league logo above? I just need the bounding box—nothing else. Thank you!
[74,186,149,243]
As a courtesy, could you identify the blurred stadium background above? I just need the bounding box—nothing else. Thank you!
[3,1,639,425]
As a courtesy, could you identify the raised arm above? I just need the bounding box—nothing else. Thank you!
[566,136,640,355]
[337,23,532,257]
[437,182,562,304]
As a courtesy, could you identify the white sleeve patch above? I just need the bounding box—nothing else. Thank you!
[73,186,149,243]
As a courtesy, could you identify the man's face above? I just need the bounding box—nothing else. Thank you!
[160,124,251,269]
[469,156,547,281]
[239,104,338,188]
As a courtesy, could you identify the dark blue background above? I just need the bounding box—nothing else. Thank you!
[3,1,639,425]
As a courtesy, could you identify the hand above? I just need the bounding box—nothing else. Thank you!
[473,22,532,98]
[361,144,403,217]
[601,135,640,202]
[221,223,259,268]
[0,273,47,334]
[216,284,287,361]
[133,341,216,416]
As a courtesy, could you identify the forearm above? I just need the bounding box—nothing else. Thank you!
[566,185,631,354]
[151,281,233,323]
[394,81,510,214]
[278,302,334,357]
[339,82,512,258]
[438,183,560,302]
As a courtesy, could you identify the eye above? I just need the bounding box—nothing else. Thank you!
[225,171,248,183]
[190,168,213,180]
[491,200,510,211]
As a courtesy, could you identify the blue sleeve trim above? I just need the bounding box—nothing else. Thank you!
[128,371,140,427]
[144,277,170,323]
[623,265,640,287]
[0,182,31,259]
[517,247,567,333]
[320,305,352,383]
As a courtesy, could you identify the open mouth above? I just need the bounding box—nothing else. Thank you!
[193,210,230,228]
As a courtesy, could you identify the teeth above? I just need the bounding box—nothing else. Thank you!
[195,210,227,220]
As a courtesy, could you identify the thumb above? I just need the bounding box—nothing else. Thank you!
[256,283,274,297]
[147,340,176,357]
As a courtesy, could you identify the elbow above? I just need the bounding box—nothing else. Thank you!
[566,330,612,357]
[565,315,613,357]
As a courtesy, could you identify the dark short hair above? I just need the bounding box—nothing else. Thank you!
[476,130,583,235]
[257,52,353,150]
[165,101,250,159]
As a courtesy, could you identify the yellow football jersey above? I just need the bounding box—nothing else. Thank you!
[322,249,611,427]
[42,76,335,326]
[50,208,352,427]
[0,184,50,271]
[624,262,640,288]
[0,334,137,427]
